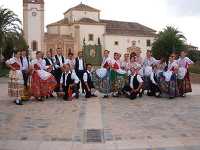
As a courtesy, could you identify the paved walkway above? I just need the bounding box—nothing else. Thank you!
[0,82,200,150]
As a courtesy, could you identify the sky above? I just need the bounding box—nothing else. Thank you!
[1,0,200,48]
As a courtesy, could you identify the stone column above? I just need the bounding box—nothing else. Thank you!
[74,25,80,57]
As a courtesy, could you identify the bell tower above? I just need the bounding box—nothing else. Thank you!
[23,0,44,52]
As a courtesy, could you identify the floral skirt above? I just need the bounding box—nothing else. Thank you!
[177,71,192,95]
[110,70,128,93]
[8,70,24,98]
[31,71,57,97]
[92,69,112,94]
[159,73,179,98]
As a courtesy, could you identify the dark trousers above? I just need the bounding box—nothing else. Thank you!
[123,85,142,100]
[148,82,160,96]
[22,70,29,88]
[54,68,62,92]
[84,82,95,97]
[76,70,85,93]
[62,84,78,99]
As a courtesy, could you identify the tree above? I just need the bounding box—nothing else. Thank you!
[3,32,28,60]
[0,6,21,47]
[152,26,186,60]
[0,6,27,62]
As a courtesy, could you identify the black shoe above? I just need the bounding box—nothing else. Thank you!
[50,94,54,98]
[139,93,143,98]
[155,92,161,97]
[75,94,79,99]
[15,99,23,105]
[38,97,44,101]
[180,94,186,97]
[63,97,69,101]
[112,94,119,98]
[103,95,109,98]
[91,94,97,97]
[85,95,91,98]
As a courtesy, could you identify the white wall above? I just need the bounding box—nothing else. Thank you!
[64,11,73,22]
[25,4,44,51]
[71,10,99,22]
[104,35,155,58]
[79,24,105,47]
[47,26,59,34]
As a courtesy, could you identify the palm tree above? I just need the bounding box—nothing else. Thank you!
[152,26,186,60]
[0,6,27,67]
[0,6,21,46]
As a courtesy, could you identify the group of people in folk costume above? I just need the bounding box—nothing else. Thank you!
[6,47,193,105]
[96,49,193,99]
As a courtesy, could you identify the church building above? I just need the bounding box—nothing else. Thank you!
[23,0,157,57]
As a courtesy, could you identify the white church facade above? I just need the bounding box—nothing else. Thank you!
[23,0,156,57]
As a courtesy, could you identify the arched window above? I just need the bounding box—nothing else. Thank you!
[32,41,38,51]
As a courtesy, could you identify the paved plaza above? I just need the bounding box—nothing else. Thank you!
[0,78,200,150]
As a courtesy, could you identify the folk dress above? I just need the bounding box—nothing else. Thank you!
[159,61,179,98]
[177,57,193,95]
[30,59,57,97]
[6,57,24,98]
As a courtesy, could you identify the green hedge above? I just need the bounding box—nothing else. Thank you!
[189,63,200,74]
[187,50,200,63]
[0,65,9,77]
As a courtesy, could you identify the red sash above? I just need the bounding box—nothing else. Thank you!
[103,62,109,68]
[34,64,41,70]
[113,62,119,70]
[11,63,20,70]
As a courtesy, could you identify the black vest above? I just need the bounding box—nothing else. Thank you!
[153,73,158,83]
[44,58,53,66]
[20,56,30,68]
[75,58,85,72]
[55,55,65,67]
[85,71,93,88]
[129,75,139,89]
[62,73,73,86]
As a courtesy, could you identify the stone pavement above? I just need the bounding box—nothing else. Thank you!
[0,81,200,150]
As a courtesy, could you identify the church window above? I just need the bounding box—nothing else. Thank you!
[132,40,136,46]
[32,40,38,51]
[114,41,119,46]
[146,40,151,47]
[88,34,94,41]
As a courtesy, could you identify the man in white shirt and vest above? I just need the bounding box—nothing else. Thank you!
[20,49,30,88]
[54,48,66,93]
[83,64,97,98]
[74,51,86,94]
[60,64,80,101]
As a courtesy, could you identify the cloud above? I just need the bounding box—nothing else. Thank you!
[166,0,200,16]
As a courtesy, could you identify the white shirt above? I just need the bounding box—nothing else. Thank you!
[121,60,129,70]
[31,59,47,70]
[150,72,157,85]
[168,60,178,72]
[177,57,193,69]
[112,59,121,69]
[21,56,29,70]
[101,56,112,67]
[83,70,92,82]
[46,57,56,70]
[143,57,157,67]
[130,74,143,89]
[54,55,66,68]
[78,58,84,70]
[60,71,80,85]
[65,58,75,69]
[6,57,22,70]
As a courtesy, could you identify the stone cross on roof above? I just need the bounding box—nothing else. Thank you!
[23,0,44,4]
